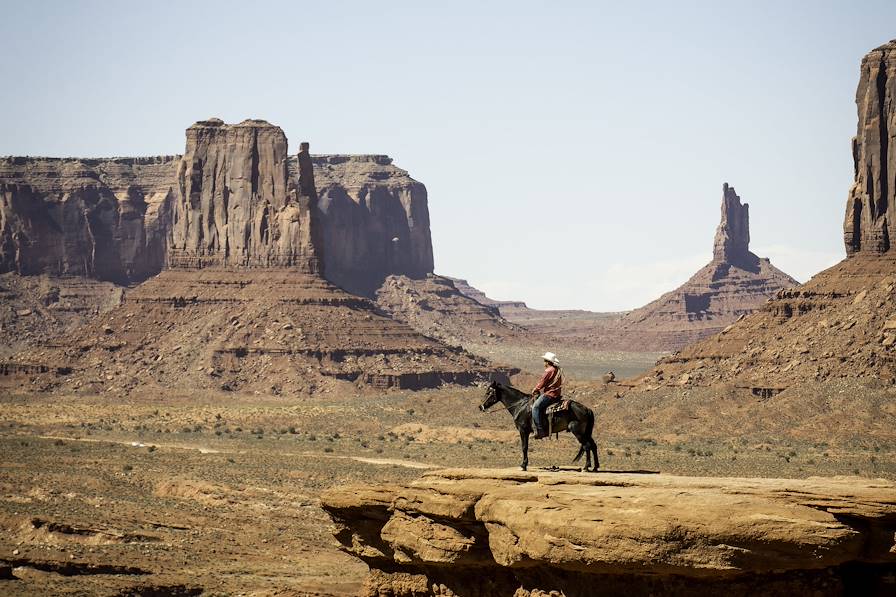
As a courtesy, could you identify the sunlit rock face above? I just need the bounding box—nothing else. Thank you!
[844,39,896,256]
[168,118,320,273]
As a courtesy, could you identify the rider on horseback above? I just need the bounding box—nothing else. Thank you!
[531,352,562,439]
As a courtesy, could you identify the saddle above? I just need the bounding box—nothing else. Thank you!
[545,399,571,415]
[546,399,571,436]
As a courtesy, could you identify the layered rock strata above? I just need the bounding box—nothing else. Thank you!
[323,468,896,596]
[12,270,507,393]
[844,40,896,255]
[374,275,522,346]
[444,276,530,318]
[0,156,177,284]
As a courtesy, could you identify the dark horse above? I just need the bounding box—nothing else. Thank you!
[479,381,599,472]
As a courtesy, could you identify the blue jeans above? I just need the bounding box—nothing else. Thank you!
[532,393,560,435]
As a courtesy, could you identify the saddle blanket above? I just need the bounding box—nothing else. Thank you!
[545,399,571,415]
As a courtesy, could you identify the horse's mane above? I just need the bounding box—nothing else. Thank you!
[496,382,529,401]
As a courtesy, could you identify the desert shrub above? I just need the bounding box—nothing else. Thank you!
[324,447,333,453]
[122,464,133,472]
[308,434,317,441]
[54,439,64,446]
[147,445,156,452]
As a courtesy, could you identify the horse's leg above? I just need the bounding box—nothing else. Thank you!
[519,427,529,471]
[591,437,600,471]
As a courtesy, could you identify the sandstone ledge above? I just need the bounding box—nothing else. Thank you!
[322,468,896,596]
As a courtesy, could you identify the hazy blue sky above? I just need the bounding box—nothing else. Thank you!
[2,1,893,310]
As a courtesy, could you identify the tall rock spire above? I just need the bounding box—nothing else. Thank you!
[713,183,751,266]
[844,39,896,255]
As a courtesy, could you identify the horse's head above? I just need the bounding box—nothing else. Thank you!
[479,381,500,412]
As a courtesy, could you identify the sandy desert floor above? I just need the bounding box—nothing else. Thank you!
[1,362,894,596]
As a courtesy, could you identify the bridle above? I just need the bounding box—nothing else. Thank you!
[480,387,506,414]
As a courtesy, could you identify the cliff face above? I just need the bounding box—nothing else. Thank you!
[0,137,433,295]
[308,155,434,296]
[169,118,319,273]
[323,468,896,596]
[845,40,896,255]
[0,156,177,284]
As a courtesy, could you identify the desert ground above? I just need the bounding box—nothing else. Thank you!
[2,348,893,596]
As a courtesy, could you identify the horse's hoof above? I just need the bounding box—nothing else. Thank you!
[520,465,527,471]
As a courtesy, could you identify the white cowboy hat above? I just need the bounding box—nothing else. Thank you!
[541,352,560,366]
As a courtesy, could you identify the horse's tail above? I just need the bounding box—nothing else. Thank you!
[572,406,595,463]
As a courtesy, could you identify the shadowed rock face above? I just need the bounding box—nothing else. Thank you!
[0,156,177,284]
[323,468,896,596]
[845,40,896,255]
[308,155,434,296]
[713,183,751,267]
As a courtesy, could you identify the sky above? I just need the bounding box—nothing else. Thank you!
[1,1,893,311]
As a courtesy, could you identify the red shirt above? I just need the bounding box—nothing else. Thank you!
[534,365,562,398]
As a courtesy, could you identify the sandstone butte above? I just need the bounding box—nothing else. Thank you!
[1,119,512,392]
[322,468,896,596]
[626,39,896,393]
[0,122,433,295]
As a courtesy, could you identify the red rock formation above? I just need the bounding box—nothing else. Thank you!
[623,40,896,393]
[844,40,896,255]
[374,274,521,345]
[168,118,319,273]
[0,156,177,284]
[0,126,435,296]
[310,155,434,296]
[4,120,507,392]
